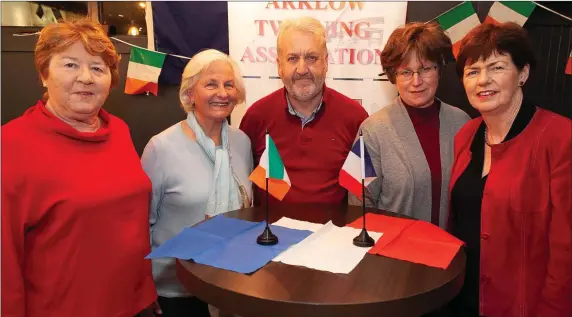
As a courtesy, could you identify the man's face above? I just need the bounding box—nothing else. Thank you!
[277,30,328,102]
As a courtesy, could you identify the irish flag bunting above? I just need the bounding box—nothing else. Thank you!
[485,1,536,26]
[438,2,481,59]
[566,50,572,75]
[249,133,291,200]
[125,47,166,96]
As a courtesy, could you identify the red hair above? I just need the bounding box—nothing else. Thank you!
[456,22,536,78]
[35,19,120,99]
[380,22,452,84]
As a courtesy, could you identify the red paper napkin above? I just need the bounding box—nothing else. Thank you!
[348,214,464,269]
[348,213,416,248]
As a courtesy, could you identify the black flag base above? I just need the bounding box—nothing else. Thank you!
[353,228,375,247]
[257,226,279,245]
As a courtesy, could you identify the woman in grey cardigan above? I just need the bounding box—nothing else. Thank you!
[349,22,470,228]
[141,49,253,317]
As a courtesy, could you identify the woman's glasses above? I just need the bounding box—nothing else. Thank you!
[395,65,438,81]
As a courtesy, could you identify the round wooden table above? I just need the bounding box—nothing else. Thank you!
[176,204,465,317]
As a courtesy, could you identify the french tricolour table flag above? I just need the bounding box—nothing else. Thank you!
[339,134,377,200]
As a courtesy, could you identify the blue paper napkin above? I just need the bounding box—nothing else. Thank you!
[194,215,259,238]
[146,215,258,260]
[145,228,223,260]
[145,215,313,274]
[193,223,313,273]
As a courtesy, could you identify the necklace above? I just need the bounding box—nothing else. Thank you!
[484,127,506,147]
[484,128,493,147]
[483,101,522,147]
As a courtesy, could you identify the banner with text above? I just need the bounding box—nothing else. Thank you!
[228,1,407,126]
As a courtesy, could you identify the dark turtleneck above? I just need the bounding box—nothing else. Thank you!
[403,99,442,226]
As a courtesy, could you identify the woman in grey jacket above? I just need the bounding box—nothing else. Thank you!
[349,22,470,228]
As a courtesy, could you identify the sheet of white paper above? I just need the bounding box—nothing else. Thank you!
[271,219,326,262]
[273,222,382,274]
[272,217,324,232]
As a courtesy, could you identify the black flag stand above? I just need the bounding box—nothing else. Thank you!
[257,130,278,246]
[353,179,375,247]
[353,132,374,247]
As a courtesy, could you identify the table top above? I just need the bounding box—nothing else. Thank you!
[176,203,465,317]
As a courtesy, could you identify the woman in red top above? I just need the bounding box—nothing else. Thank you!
[447,22,571,317]
[2,20,158,317]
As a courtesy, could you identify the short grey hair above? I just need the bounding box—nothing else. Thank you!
[277,16,327,56]
[179,49,246,113]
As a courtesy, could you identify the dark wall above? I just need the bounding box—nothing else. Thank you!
[1,27,185,157]
[407,1,572,119]
[2,2,571,157]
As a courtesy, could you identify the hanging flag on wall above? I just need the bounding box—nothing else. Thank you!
[437,2,481,59]
[566,49,572,75]
[485,1,536,26]
[227,2,406,118]
[150,1,229,85]
[125,47,166,96]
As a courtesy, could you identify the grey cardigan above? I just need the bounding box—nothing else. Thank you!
[349,97,470,228]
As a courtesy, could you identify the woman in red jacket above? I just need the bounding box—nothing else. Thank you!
[1,20,158,317]
[447,22,571,317]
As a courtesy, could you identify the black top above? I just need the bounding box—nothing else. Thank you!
[449,101,536,317]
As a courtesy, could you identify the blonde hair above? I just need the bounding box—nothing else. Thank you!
[179,49,246,113]
[277,16,327,56]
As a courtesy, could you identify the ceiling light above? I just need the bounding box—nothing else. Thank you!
[128,26,139,36]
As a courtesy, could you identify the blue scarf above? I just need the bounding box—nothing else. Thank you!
[186,112,243,217]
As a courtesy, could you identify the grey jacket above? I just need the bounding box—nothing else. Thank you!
[349,97,470,228]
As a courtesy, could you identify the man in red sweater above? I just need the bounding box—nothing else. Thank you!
[239,16,368,206]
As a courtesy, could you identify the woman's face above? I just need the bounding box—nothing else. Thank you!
[44,41,112,118]
[189,60,239,123]
[394,53,440,108]
[462,51,529,114]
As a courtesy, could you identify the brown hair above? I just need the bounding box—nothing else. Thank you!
[456,22,536,78]
[35,19,120,99]
[380,22,452,84]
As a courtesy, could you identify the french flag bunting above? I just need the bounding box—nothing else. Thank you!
[339,134,377,200]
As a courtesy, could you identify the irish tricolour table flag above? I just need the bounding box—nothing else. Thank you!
[339,133,377,200]
[125,47,166,96]
[249,133,291,200]
[485,1,536,26]
[437,2,481,59]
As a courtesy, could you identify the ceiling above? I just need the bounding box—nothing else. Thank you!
[100,1,147,35]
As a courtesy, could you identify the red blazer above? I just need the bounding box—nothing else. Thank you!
[448,108,571,317]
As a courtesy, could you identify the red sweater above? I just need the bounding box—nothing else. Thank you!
[448,108,571,317]
[404,101,442,225]
[240,86,368,205]
[1,101,157,317]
